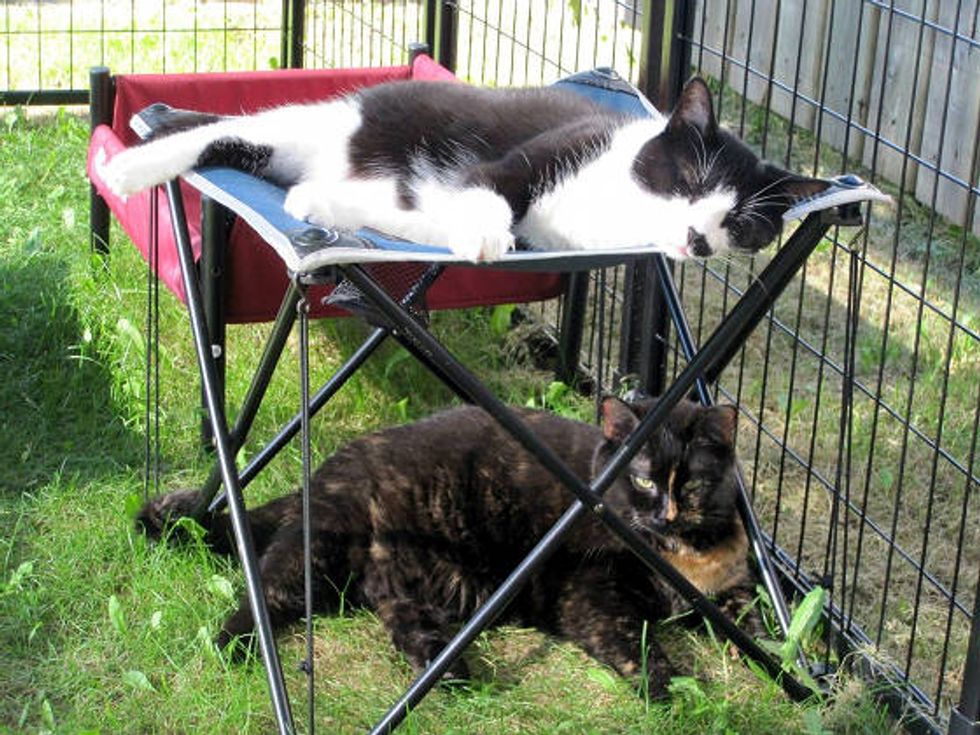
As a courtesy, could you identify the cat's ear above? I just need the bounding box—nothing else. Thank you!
[695,404,738,447]
[601,396,640,444]
[668,77,717,137]
[780,175,831,201]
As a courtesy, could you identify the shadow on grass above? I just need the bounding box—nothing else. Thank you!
[0,251,142,494]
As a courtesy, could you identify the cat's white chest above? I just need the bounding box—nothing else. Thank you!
[515,119,673,252]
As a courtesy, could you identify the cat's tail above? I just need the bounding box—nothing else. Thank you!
[98,114,252,197]
[96,99,359,197]
[136,489,216,543]
[136,489,292,556]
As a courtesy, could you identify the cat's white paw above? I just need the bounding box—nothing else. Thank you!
[447,227,515,262]
[284,182,334,225]
[97,147,146,198]
[442,188,515,262]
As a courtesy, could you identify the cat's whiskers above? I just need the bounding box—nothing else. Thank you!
[741,192,793,209]
[735,207,770,228]
[629,512,660,537]
[688,129,709,185]
[744,173,795,202]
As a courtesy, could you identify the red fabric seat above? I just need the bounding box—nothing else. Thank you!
[87,54,565,322]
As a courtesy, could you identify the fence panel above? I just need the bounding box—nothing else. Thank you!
[436,1,979,731]
[0,0,290,104]
[672,1,980,730]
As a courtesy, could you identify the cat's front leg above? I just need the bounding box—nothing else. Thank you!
[409,181,515,261]
[284,176,515,262]
[709,581,766,639]
[283,180,336,226]
[432,187,516,262]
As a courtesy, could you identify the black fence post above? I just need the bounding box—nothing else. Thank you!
[424,0,438,57]
[949,568,980,735]
[618,0,695,394]
[436,0,458,73]
[282,0,306,69]
[618,259,671,391]
[89,66,114,255]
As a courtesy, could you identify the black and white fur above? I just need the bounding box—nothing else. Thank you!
[99,77,828,262]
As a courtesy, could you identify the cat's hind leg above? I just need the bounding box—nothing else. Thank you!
[99,99,360,197]
[552,560,675,699]
[361,541,475,679]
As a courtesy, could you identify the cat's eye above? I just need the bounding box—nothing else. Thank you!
[681,480,705,495]
[630,475,655,491]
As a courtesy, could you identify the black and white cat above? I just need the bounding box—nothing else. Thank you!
[99,76,827,262]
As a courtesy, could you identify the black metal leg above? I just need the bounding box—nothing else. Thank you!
[191,281,302,517]
[556,272,588,385]
[90,185,111,254]
[701,213,847,385]
[207,266,447,515]
[164,181,295,735]
[208,325,391,513]
[298,289,316,735]
[199,196,231,451]
[89,66,113,256]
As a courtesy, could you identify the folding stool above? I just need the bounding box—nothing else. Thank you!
[88,50,889,734]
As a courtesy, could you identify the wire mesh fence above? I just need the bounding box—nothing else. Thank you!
[672,2,979,730]
[301,0,426,70]
[5,0,978,731]
[1,0,289,105]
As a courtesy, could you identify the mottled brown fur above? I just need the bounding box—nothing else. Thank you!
[137,398,757,695]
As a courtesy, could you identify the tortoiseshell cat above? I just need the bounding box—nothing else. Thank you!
[138,397,756,694]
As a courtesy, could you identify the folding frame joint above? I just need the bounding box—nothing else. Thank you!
[821,202,863,227]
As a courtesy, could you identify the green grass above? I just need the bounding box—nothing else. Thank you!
[0,111,900,733]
